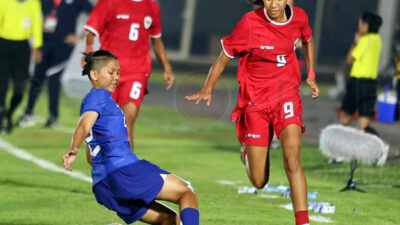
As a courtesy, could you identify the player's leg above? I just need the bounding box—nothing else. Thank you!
[357,79,377,130]
[121,102,139,150]
[113,78,148,150]
[7,40,30,132]
[0,38,12,132]
[279,124,307,210]
[245,144,270,188]
[279,124,309,225]
[340,78,357,125]
[47,71,63,127]
[140,201,179,225]
[237,111,273,189]
[156,174,199,225]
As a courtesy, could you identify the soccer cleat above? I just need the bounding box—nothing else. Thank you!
[239,144,247,165]
[44,117,58,128]
[18,114,39,128]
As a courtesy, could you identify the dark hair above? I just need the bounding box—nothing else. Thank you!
[82,50,118,80]
[361,12,382,33]
[247,0,264,6]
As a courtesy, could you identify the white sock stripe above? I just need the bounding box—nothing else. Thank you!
[0,138,92,183]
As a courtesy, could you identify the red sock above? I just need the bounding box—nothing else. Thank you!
[295,210,309,225]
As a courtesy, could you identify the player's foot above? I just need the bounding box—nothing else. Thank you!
[239,144,247,165]
[44,116,58,128]
[18,114,38,128]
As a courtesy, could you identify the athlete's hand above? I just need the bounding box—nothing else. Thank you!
[33,48,42,64]
[62,149,78,171]
[185,89,212,106]
[164,69,175,90]
[64,34,80,45]
[306,77,319,99]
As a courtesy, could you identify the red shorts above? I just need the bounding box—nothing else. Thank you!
[235,95,305,146]
[112,77,149,108]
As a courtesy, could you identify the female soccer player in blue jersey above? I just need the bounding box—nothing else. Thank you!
[62,50,199,225]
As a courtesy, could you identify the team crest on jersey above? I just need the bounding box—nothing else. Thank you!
[144,16,152,29]
[65,0,73,4]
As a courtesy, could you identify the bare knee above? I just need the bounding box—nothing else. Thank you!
[249,173,268,189]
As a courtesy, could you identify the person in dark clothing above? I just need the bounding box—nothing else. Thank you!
[19,0,92,128]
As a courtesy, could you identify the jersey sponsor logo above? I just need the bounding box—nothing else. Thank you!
[144,16,152,29]
[116,14,130,19]
[260,45,275,50]
[246,133,261,139]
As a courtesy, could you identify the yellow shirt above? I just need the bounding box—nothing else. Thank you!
[350,33,382,79]
[0,0,43,48]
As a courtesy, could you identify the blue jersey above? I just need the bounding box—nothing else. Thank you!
[80,88,139,185]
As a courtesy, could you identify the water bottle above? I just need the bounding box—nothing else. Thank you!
[308,202,335,214]
[281,190,318,199]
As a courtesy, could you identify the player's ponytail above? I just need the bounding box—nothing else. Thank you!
[82,50,118,80]
[247,0,264,6]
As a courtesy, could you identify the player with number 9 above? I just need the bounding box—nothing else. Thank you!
[185,0,318,224]
[83,0,175,150]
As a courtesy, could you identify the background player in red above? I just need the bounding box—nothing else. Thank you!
[84,0,175,150]
[186,0,319,224]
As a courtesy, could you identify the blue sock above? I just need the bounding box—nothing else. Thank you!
[180,207,199,225]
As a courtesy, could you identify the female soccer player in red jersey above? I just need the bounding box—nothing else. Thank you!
[84,0,175,150]
[186,0,319,224]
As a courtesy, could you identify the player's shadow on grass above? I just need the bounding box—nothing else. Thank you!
[0,178,91,195]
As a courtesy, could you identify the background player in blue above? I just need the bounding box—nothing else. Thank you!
[62,50,199,225]
[19,0,93,128]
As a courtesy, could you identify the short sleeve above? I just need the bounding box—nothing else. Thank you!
[300,11,312,42]
[149,1,162,38]
[84,0,111,36]
[351,36,368,60]
[80,89,108,116]
[221,16,250,58]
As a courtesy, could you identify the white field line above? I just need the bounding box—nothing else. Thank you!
[0,138,92,183]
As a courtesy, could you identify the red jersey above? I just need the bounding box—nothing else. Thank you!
[85,0,162,79]
[222,6,312,120]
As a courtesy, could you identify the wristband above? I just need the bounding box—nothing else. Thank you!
[85,45,94,53]
[308,70,315,79]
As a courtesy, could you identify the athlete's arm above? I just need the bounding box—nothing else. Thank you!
[302,39,319,99]
[84,30,95,52]
[151,37,175,90]
[346,32,360,64]
[85,145,92,165]
[62,111,98,171]
[185,51,231,105]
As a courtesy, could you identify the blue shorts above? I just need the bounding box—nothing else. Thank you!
[93,160,170,224]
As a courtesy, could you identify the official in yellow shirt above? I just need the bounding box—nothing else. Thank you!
[340,12,382,130]
[0,0,43,133]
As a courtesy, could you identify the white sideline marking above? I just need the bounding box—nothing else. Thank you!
[0,138,92,183]
[309,216,333,223]
[216,179,243,185]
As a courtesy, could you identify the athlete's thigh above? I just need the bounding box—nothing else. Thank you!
[246,145,269,173]
[112,77,149,108]
[273,95,305,138]
[140,201,178,225]
[156,174,195,203]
